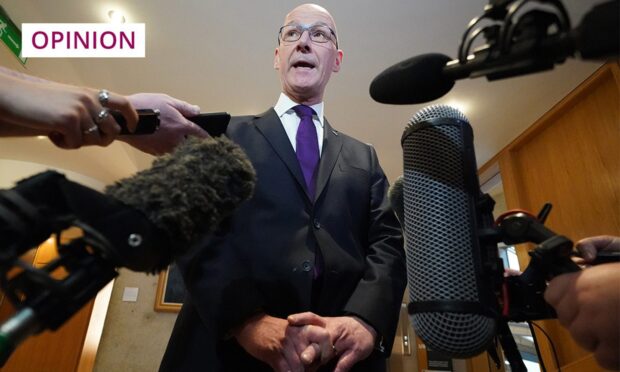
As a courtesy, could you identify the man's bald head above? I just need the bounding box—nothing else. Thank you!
[283,4,338,35]
[275,3,343,105]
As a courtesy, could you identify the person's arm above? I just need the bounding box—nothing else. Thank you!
[177,235,332,372]
[338,145,407,351]
[544,235,620,370]
[120,93,207,155]
[0,66,206,154]
[0,65,49,83]
[0,68,137,148]
[0,66,50,136]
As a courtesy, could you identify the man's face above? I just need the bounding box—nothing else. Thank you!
[274,5,343,104]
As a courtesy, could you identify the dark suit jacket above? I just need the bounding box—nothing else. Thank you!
[160,108,406,371]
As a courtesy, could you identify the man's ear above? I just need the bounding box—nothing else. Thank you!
[332,50,343,73]
[274,47,280,70]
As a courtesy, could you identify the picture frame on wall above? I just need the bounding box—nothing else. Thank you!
[154,263,185,312]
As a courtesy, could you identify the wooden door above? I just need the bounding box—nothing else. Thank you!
[0,229,95,372]
[496,62,620,371]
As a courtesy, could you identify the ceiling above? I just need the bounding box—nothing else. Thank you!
[0,0,604,185]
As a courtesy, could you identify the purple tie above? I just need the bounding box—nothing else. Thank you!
[293,105,320,198]
[293,105,323,281]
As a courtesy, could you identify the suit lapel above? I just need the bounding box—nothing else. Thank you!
[314,120,342,202]
[254,109,342,204]
[254,109,307,197]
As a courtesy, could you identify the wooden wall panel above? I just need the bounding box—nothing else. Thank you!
[0,303,95,372]
[496,62,620,371]
[0,229,95,372]
[500,62,619,237]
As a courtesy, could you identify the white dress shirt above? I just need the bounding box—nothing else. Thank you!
[273,92,325,155]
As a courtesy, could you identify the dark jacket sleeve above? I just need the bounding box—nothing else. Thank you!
[342,145,407,355]
[175,232,266,338]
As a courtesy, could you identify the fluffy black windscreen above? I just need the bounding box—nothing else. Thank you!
[105,136,255,246]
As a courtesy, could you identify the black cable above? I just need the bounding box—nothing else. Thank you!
[529,321,546,372]
[530,321,562,372]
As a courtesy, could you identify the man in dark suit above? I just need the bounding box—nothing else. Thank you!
[160,4,406,371]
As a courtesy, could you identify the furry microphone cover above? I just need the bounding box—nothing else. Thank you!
[105,136,256,249]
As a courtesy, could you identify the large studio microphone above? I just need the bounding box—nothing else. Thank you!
[370,0,619,104]
[402,104,499,357]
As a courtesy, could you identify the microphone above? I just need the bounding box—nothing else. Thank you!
[2,136,256,272]
[0,136,255,362]
[104,135,256,269]
[370,53,455,105]
[402,104,500,357]
[370,0,619,105]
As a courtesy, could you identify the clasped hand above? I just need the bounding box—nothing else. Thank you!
[234,312,376,372]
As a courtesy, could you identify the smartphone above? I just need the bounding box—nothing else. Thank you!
[111,110,231,137]
[112,109,160,135]
[188,112,231,137]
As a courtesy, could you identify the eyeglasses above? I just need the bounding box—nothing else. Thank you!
[278,24,338,48]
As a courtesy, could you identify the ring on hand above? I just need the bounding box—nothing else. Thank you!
[83,125,98,135]
[95,108,109,124]
[332,344,337,354]
[98,89,110,106]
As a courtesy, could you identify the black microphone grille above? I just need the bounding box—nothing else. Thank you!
[409,104,469,125]
[403,104,495,357]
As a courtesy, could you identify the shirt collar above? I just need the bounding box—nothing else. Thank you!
[274,92,325,127]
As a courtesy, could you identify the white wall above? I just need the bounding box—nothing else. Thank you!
[0,159,106,190]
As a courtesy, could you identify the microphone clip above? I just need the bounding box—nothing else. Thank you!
[453,0,573,81]
[493,204,580,322]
